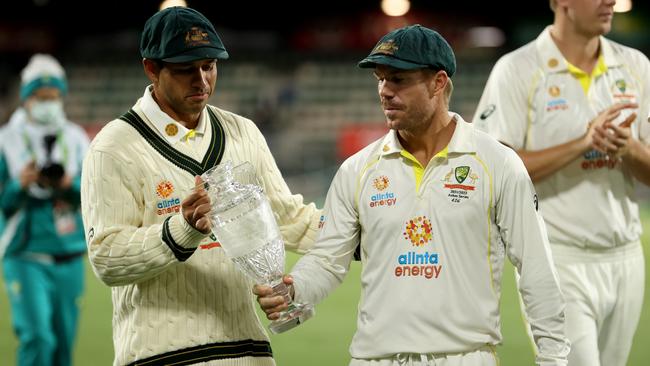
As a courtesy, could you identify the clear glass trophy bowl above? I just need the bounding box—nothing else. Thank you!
[200,161,313,333]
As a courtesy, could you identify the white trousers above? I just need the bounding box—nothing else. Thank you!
[349,346,499,366]
[518,242,645,366]
[553,242,644,366]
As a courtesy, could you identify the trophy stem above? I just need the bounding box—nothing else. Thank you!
[202,161,313,334]
[268,281,314,334]
[270,281,292,304]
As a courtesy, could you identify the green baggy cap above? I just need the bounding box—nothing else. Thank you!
[358,24,456,77]
[140,6,229,63]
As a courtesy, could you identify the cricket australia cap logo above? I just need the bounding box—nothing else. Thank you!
[369,175,397,208]
[373,39,398,55]
[185,27,210,47]
[155,180,181,215]
[394,215,442,280]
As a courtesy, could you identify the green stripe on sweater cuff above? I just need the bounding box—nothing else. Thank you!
[127,339,273,366]
[162,215,204,261]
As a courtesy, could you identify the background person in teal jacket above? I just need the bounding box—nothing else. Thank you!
[0,54,90,366]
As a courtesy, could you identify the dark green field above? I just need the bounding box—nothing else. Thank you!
[1,207,649,365]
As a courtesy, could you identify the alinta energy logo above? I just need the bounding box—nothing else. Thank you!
[581,150,619,170]
[395,215,442,280]
[369,175,397,208]
[155,180,181,215]
[403,216,432,246]
[545,85,569,112]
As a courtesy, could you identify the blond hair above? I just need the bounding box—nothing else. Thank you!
[444,78,454,104]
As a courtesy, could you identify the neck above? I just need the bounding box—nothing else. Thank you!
[177,115,200,130]
[550,23,600,73]
[398,112,456,167]
[151,89,200,129]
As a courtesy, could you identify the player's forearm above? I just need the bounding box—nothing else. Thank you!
[291,250,351,305]
[516,255,570,365]
[266,169,321,254]
[516,135,589,182]
[532,314,570,366]
[622,139,650,186]
[87,214,204,286]
[278,204,321,254]
[255,133,322,254]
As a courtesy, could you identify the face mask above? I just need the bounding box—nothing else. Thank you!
[28,100,66,127]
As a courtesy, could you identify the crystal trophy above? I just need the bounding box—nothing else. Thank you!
[200,160,313,333]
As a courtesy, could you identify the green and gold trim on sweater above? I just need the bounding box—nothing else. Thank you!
[119,107,225,176]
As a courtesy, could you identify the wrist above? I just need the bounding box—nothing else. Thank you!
[575,133,592,155]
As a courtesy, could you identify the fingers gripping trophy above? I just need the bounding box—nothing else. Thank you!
[200,161,313,333]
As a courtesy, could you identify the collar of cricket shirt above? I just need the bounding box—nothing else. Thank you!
[536,26,622,75]
[139,85,207,144]
[379,112,476,158]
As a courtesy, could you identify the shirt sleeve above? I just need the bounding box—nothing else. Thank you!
[246,120,322,254]
[473,55,532,150]
[81,148,206,287]
[291,162,359,306]
[632,50,650,145]
[496,149,570,366]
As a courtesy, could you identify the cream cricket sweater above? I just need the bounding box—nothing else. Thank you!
[81,97,320,366]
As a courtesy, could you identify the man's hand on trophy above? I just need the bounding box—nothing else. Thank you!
[181,176,213,234]
[254,275,295,320]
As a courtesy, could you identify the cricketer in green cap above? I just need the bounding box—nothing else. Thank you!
[254,22,569,366]
[358,24,456,77]
[81,6,326,364]
[140,6,229,62]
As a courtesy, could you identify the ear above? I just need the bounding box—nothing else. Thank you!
[555,0,569,10]
[142,58,159,83]
[428,70,448,97]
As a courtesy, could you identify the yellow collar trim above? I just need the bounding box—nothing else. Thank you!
[400,146,449,191]
[566,55,607,94]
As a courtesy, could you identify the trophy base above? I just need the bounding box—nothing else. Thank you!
[268,302,314,334]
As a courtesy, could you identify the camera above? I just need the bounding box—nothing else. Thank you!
[38,134,66,187]
[40,162,65,182]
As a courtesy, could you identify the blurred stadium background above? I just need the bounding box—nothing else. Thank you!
[1,0,649,364]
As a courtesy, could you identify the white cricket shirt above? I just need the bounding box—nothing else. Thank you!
[292,114,569,364]
[473,26,650,249]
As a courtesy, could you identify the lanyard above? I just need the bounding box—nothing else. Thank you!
[22,129,69,166]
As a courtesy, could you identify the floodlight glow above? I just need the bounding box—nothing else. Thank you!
[614,0,632,13]
[160,0,188,10]
[381,0,410,17]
